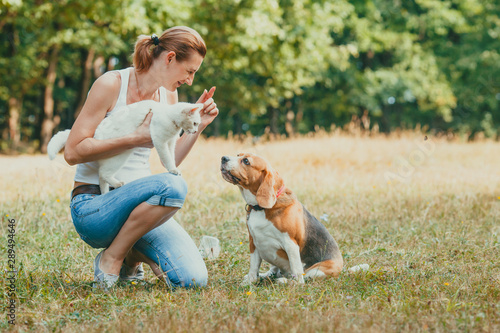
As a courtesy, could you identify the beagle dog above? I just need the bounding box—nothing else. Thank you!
[220,153,343,285]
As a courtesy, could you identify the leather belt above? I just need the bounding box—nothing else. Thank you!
[71,184,115,200]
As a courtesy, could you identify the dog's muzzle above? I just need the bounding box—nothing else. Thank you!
[220,156,240,184]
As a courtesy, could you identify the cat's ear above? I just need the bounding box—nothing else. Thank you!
[192,103,204,113]
[183,105,201,114]
[193,103,204,113]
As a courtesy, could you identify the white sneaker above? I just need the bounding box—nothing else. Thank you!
[93,250,119,291]
[119,262,145,281]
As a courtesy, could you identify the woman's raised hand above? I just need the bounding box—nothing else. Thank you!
[196,86,218,130]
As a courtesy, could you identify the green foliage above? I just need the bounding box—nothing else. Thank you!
[0,0,499,149]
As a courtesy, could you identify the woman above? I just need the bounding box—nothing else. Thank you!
[64,26,218,290]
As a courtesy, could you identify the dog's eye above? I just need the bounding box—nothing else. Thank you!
[193,122,199,127]
[242,158,250,166]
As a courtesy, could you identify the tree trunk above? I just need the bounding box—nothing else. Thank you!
[108,56,118,71]
[74,48,95,119]
[269,107,279,135]
[40,47,60,153]
[296,99,304,133]
[8,96,21,149]
[212,115,220,137]
[232,109,242,135]
[93,54,105,78]
[285,110,295,137]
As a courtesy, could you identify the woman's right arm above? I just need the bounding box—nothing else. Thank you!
[64,73,153,166]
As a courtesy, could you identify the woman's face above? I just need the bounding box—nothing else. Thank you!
[163,51,204,91]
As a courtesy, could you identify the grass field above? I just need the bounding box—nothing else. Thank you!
[1,133,499,332]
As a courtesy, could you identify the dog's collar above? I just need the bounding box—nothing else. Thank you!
[276,184,286,198]
[245,184,286,213]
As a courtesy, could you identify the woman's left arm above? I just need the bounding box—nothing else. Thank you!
[175,87,218,166]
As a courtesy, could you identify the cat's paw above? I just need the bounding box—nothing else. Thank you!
[109,180,125,188]
[108,179,125,188]
[169,168,181,176]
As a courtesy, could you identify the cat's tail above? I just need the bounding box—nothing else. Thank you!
[47,129,71,160]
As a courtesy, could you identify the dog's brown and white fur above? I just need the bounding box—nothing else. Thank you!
[221,153,343,285]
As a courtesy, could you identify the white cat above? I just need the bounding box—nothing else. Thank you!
[48,100,203,193]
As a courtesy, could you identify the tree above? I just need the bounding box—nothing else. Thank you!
[190,0,355,136]
[0,0,498,152]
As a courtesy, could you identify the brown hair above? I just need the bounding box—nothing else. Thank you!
[133,26,206,73]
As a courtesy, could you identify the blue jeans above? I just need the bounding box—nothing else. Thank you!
[70,173,208,288]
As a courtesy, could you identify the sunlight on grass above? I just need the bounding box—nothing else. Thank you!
[1,133,499,332]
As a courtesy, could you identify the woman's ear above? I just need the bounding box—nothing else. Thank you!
[166,51,176,64]
[256,170,276,208]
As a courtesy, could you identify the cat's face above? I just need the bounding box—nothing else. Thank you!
[181,104,203,134]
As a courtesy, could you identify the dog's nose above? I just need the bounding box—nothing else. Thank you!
[221,156,229,164]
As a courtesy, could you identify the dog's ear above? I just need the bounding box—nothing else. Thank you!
[256,170,276,209]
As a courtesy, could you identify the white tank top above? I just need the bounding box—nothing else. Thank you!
[74,67,169,184]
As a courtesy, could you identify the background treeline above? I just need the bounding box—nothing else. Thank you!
[1,0,499,153]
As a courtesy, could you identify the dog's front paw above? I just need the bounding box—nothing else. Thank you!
[169,168,181,176]
[291,274,305,284]
[240,274,258,286]
[260,270,278,280]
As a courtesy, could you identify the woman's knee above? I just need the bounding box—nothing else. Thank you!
[134,227,207,289]
[167,174,188,201]
[176,264,208,289]
[145,173,188,208]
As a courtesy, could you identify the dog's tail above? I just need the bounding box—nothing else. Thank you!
[47,129,71,160]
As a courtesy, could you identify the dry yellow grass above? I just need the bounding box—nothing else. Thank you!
[1,133,499,332]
